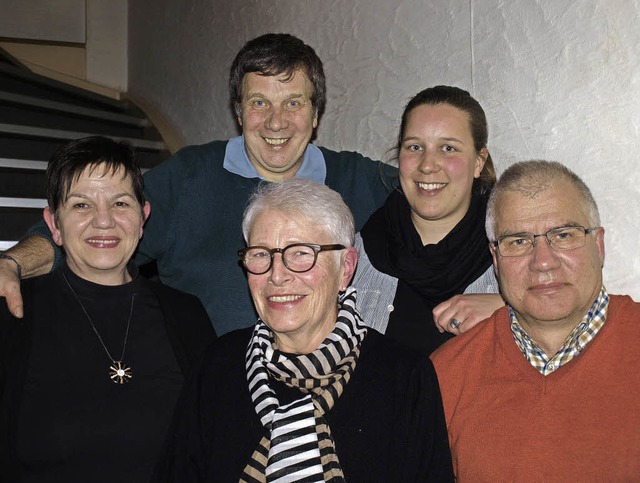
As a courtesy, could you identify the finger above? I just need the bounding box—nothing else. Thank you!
[432,298,453,319]
[448,318,463,333]
[3,283,24,319]
[8,298,24,318]
[434,305,460,334]
[456,316,483,334]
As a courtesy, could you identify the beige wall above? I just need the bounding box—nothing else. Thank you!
[0,0,85,43]
[0,0,127,92]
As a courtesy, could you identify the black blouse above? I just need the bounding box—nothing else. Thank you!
[157,328,454,482]
[0,264,216,482]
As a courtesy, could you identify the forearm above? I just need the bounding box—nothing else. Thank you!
[2,235,55,279]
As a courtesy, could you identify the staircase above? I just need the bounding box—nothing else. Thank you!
[0,48,171,250]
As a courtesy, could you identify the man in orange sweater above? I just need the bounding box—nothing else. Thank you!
[431,160,640,481]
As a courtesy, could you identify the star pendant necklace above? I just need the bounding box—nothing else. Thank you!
[62,271,135,384]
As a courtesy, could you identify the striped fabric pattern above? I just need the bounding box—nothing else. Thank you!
[241,288,367,482]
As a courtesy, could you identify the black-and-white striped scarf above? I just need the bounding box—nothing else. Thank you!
[241,287,367,483]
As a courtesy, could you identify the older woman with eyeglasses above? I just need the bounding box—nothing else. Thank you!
[157,179,453,482]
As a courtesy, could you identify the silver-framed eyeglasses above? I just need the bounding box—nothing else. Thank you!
[238,243,346,275]
[493,225,599,257]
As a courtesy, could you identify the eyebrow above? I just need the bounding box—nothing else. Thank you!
[402,135,465,144]
[66,192,136,201]
[245,92,306,100]
[498,223,585,238]
[439,136,465,144]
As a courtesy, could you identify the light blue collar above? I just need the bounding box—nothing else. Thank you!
[223,135,326,183]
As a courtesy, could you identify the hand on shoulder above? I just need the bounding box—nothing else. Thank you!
[0,257,23,318]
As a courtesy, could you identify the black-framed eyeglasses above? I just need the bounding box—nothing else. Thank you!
[237,243,346,275]
[492,225,599,257]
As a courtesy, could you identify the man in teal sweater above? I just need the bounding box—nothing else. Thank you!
[0,34,395,334]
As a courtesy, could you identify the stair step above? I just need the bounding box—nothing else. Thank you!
[0,134,168,170]
[0,167,46,198]
[0,123,166,150]
[0,102,160,140]
[0,91,150,127]
[0,49,170,248]
[0,161,151,202]
[0,48,24,69]
[0,157,48,170]
[0,206,44,241]
[0,157,151,174]
[0,62,137,114]
[0,197,48,208]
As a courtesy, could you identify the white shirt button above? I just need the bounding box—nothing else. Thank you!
[387,305,394,312]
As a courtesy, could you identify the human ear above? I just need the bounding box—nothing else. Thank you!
[474,148,489,178]
[43,207,63,247]
[339,247,358,289]
[140,202,151,238]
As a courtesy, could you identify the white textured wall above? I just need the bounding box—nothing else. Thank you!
[128,0,640,299]
[86,0,128,91]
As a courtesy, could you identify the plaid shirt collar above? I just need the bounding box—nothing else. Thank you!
[509,287,609,375]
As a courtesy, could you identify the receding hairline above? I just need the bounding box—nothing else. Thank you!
[494,163,589,202]
[485,160,601,241]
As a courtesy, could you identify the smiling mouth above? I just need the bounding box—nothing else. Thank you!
[86,238,119,247]
[417,182,447,191]
[268,295,303,303]
[264,137,289,146]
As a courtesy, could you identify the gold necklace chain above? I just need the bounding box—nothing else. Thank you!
[62,271,135,384]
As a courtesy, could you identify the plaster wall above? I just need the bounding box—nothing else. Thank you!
[0,0,85,43]
[86,0,128,91]
[128,0,640,299]
[0,0,127,92]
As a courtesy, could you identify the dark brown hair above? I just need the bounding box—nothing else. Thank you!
[46,136,144,213]
[229,33,326,120]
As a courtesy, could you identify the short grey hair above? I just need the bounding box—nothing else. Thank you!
[486,160,601,241]
[242,179,355,247]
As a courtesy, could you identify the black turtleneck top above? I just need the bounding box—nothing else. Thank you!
[0,263,215,482]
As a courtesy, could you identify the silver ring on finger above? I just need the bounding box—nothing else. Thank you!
[449,318,462,330]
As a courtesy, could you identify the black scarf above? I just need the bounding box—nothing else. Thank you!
[360,189,492,354]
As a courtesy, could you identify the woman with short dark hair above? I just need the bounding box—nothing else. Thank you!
[0,136,215,481]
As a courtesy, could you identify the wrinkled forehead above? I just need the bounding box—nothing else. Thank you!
[64,163,132,196]
[494,182,590,235]
[249,208,322,244]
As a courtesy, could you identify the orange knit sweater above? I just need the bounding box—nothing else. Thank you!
[431,295,640,482]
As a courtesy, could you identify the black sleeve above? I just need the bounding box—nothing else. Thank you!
[0,297,30,480]
[403,358,455,482]
[152,281,217,375]
[152,351,212,482]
